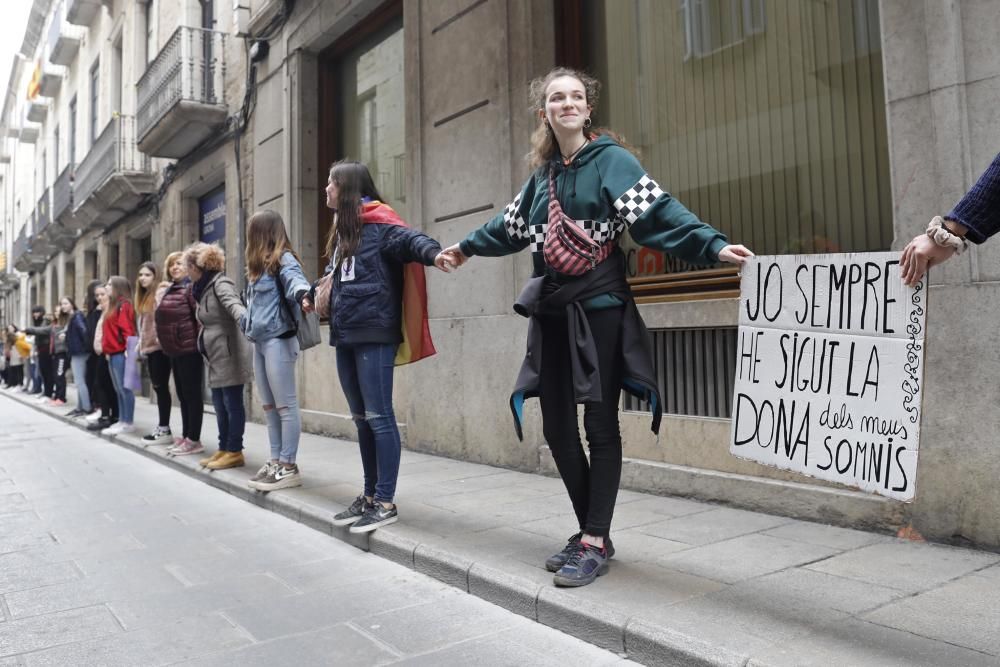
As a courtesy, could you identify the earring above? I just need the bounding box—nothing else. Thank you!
[584,117,592,128]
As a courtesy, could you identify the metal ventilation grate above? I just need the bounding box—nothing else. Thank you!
[623,327,738,418]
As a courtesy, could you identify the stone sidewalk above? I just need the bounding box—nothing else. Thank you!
[6,388,1000,666]
[0,398,631,666]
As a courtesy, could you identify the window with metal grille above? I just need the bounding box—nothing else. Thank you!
[623,327,738,418]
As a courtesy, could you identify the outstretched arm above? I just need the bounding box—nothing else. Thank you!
[901,152,1000,286]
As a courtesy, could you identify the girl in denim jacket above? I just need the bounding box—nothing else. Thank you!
[243,210,312,492]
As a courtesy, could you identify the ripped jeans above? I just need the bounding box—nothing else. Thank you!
[253,336,301,463]
[336,343,401,503]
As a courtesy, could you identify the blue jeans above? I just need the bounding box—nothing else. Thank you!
[336,343,400,503]
[212,385,246,452]
[108,353,135,424]
[70,354,91,412]
[29,359,41,393]
[253,336,301,463]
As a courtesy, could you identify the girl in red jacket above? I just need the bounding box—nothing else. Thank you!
[102,276,137,434]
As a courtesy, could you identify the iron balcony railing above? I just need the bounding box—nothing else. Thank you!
[53,163,73,221]
[74,115,150,210]
[12,226,28,264]
[136,26,228,143]
[36,189,52,235]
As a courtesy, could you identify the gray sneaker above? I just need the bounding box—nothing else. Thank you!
[553,542,610,587]
[254,463,302,492]
[545,533,615,572]
[248,462,278,490]
[332,495,372,527]
[349,502,398,533]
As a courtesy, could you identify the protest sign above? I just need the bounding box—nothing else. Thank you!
[730,253,925,501]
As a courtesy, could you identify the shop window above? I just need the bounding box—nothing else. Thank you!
[564,0,892,302]
[318,4,405,261]
[681,0,765,61]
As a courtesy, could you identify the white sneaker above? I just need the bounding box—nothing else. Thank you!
[117,423,136,434]
[143,426,173,445]
[85,411,103,423]
[101,423,124,435]
[36,395,49,403]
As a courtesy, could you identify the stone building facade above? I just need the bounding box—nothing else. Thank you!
[1,0,998,548]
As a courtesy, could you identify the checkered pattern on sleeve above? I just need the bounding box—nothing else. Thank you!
[613,174,665,225]
[502,191,529,240]
[580,218,627,244]
[528,218,626,252]
[528,224,548,252]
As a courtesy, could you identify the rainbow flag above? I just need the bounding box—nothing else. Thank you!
[361,201,437,366]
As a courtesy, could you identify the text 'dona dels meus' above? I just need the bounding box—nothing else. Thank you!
[730,253,925,502]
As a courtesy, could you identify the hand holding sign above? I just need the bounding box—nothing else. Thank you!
[718,244,755,265]
[730,253,926,502]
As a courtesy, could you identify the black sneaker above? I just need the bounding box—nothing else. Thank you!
[545,533,615,572]
[552,541,610,587]
[86,417,116,432]
[349,502,398,533]
[332,495,373,527]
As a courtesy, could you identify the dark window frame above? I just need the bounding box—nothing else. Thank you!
[555,0,740,303]
[68,95,77,166]
[316,0,402,262]
[88,60,100,147]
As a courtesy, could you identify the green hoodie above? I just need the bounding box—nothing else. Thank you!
[459,135,729,278]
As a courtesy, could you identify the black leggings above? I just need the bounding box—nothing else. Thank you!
[147,351,172,428]
[171,353,204,441]
[6,365,23,388]
[539,306,624,539]
[53,353,68,401]
[38,351,55,398]
[85,354,99,410]
[96,356,119,420]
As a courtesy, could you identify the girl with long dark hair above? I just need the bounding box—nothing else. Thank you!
[86,284,120,431]
[59,297,89,415]
[135,260,174,444]
[439,67,753,587]
[306,160,448,533]
[82,280,105,421]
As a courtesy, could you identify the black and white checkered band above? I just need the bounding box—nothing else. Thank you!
[503,191,529,240]
[613,174,664,225]
[527,218,627,252]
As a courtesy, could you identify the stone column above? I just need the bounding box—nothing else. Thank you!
[881,0,1000,545]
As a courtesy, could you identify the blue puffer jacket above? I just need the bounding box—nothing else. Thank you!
[323,219,441,347]
[244,251,311,343]
[65,311,88,355]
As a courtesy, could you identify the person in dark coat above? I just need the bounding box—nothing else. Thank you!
[25,306,54,399]
[304,160,447,534]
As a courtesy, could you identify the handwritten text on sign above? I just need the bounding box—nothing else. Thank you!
[729,253,926,502]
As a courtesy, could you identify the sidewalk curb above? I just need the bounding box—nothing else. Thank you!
[12,393,744,666]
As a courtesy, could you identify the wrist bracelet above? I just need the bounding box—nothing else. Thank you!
[926,216,969,255]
